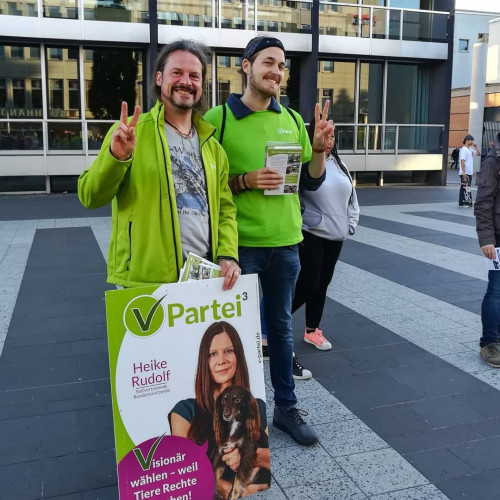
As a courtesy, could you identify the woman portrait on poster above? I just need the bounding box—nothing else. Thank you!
[168,321,270,498]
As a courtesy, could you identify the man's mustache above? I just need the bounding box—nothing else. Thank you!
[172,85,195,94]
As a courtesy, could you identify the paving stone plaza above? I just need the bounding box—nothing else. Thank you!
[1,175,500,499]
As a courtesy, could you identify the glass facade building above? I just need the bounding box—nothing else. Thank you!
[0,0,454,191]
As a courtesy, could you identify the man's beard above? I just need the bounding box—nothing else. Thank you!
[164,86,201,110]
[248,72,279,99]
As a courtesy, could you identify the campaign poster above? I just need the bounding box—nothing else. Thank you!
[105,274,271,500]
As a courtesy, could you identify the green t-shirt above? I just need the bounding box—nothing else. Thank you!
[204,95,312,247]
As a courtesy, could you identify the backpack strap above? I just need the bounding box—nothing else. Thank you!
[285,106,300,132]
[219,103,227,145]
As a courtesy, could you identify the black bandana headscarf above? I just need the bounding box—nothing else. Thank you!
[242,37,285,61]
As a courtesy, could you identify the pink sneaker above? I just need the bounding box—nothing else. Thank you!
[304,328,332,350]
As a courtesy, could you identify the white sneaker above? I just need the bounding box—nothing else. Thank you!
[292,354,312,380]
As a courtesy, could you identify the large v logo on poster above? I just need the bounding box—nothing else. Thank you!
[105,275,271,500]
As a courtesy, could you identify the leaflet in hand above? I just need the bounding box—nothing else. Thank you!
[264,142,302,195]
[178,252,221,282]
[485,247,500,271]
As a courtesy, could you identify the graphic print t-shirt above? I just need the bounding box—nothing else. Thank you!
[166,125,210,260]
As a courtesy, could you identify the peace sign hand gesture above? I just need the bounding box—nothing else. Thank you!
[110,101,141,161]
[311,100,334,153]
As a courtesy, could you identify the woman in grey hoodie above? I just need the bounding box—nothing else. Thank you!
[292,119,359,359]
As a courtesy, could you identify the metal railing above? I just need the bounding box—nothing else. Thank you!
[157,0,314,33]
[0,121,444,155]
[0,119,116,155]
[334,123,444,154]
[319,2,449,42]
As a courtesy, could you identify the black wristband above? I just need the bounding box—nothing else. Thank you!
[241,173,249,190]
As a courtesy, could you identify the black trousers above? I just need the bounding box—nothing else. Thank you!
[291,231,344,329]
[458,174,472,206]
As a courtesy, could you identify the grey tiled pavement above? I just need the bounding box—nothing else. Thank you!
[1,172,499,499]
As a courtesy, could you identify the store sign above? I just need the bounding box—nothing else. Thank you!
[0,108,43,118]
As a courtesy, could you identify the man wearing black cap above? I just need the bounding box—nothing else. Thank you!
[459,134,480,207]
[204,36,334,446]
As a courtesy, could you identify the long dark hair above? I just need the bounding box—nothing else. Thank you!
[187,321,250,444]
[308,118,354,205]
[150,39,211,104]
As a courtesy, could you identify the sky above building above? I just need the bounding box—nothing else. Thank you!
[455,0,500,13]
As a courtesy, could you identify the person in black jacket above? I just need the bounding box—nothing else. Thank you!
[451,146,459,168]
[474,132,500,367]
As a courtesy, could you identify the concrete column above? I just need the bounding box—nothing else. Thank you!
[469,40,488,174]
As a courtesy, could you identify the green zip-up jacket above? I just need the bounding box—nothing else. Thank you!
[78,101,238,288]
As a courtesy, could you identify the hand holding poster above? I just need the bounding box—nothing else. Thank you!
[105,275,270,500]
[485,247,500,270]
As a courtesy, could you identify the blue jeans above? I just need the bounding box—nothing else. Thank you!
[480,270,500,347]
[239,245,300,409]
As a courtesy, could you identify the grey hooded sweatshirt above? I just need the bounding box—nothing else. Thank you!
[474,132,500,247]
[301,156,359,240]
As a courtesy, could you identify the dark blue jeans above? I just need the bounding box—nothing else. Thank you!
[480,270,500,347]
[239,245,300,409]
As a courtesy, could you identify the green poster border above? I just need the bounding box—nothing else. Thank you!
[105,285,161,463]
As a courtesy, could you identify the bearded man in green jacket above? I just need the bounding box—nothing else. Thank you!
[78,40,239,289]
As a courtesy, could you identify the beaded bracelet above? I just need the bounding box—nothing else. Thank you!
[228,175,242,195]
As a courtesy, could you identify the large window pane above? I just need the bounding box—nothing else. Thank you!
[84,0,148,23]
[68,80,79,110]
[47,47,80,119]
[49,80,64,112]
[220,0,255,30]
[48,122,82,150]
[84,48,143,120]
[402,11,447,43]
[0,0,37,16]
[87,122,114,151]
[359,62,383,123]
[158,0,212,26]
[335,125,355,151]
[12,79,25,108]
[258,0,311,33]
[0,44,43,120]
[31,79,42,109]
[319,3,360,37]
[202,60,212,112]
[318,60,355,123]
[384,125,396,151]
[0,121,43,150]
[11,46,24,59]
[372,7,400,40]
[277,57,291,108]
[0,79,6,108]
[386,63,430,124]
[358,124,382,151]
[216,55,243,105]
[43,0,78,18]
[357,7,375,38]
[398,125,441,151]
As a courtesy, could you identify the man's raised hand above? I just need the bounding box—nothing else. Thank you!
[110,101,141,161]
[312,100,334,152]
